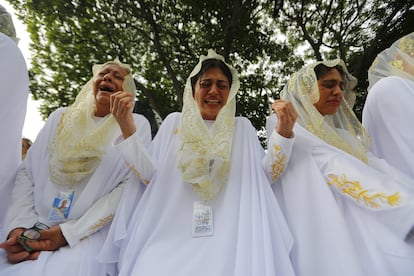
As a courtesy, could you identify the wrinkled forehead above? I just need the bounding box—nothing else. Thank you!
[200,67,230,81]
[97,63,129,75]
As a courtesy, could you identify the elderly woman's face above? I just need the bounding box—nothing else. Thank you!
[194,67,231,120]
[93,64,128,116]
[314,68,344,116]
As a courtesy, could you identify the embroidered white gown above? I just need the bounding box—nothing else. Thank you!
[99,112,296,276]
[0,108,151,276]
[266,114,414,276]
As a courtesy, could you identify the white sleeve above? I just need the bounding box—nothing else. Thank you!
[60,180,127,247]
[313,143,414,240]
[263,130,295,184]
[112,115,155,185]
[114,131,155,185]
[4,165,38,236]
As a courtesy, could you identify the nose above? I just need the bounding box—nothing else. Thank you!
[103,73,112,82]
[208,83,219,95]
[332,84,342,96]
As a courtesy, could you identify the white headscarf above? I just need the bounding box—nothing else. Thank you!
[281,59,370,163]
[178,49,240,201]
[48,59,135,186]
[368,32,414,89]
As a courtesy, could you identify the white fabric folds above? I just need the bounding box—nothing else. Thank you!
[363,76,414,179]
[363,32,414,179]
[267,114,414,276]
[99,113,295,276]
[0,33,29,242]
[0,108,151,275]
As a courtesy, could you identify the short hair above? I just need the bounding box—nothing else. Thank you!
[190,58,233,93]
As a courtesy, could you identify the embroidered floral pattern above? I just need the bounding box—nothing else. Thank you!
[399,36,414,57]
[271,144,286,181]
[391,59,404,71]
[327,174,400,208]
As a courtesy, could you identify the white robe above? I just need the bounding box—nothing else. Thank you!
[99,112,296,276]
[266,114,414,276]
[363,76,414,179]
[0,108,151,276]
[0,33,29,242]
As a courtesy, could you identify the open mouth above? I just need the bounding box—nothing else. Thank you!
[99,85,114,93]
[205,99,220,104]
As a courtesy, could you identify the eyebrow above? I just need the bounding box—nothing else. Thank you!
[199,78,229,84]
[321,79,343,84]
[322,78,343,82]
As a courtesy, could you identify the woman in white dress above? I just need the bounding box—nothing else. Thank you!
[363,32,414,178]
[0,59,152,276]
[265,59,414,276]
[99,49,296,276]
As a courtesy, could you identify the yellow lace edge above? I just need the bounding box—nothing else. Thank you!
[125,160,150,185]
[82,213,115,240]
[327,174,400,208]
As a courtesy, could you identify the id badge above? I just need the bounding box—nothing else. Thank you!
[47,190,75,222]
[192,201,213,237]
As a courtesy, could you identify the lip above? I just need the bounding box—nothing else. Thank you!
[328,99,341,105]
[204,98,221,104]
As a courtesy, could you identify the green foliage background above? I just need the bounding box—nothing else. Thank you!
[5,0,414,146]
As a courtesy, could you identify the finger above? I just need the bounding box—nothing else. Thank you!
[111,93,128,115]
[26,251,41,261]
[110,91,125,111]
[25,239,51,251]
[273,100,288,114]
[6,243,26,253]
[276,101,296,122]
[113,96,133,117]
[33,226,67,251]
[5,228,25,244]
[7,250,30,264]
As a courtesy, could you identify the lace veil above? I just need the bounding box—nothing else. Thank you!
[178,49,239,201]
[0,5,17,43]
[369,32,414,89]
[281,59,370,163]
[48,59,135,186]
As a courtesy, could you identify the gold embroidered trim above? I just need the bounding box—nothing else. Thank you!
[327,174,400,208]
[86,214,114,237]
[125,160,150,185]
[271,144,286,181]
